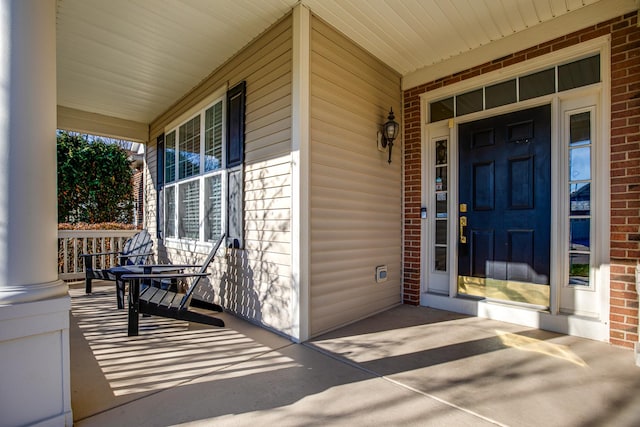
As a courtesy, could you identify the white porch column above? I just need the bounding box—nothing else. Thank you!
[291,4,310,342]
[0,1,72,426]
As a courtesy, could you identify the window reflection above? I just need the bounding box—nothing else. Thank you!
[519,68,555,100]
[435,247,447,271]
[456,89,483,116]
[435,140,447,165]
[485,80,517,109]
[427,55,600,123]
[570,218,590,251]
[433,138,448,273]
[179,180,200,239]
[559,55,600,92]
[567,110,592,287]
[570,147,591,180]
[435,220,447,245]
[569,253,590,285]
[178,116,201,179]
[570,112,590,146]
[570,183,590,215]
[204,102,223,172]
[165,131,176,183]
[430,98,454,122]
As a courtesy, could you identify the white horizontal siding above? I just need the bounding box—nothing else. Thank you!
[309,16,402,336]
[146,15,294,336]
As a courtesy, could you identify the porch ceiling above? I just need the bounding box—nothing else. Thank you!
[56,0,634,134]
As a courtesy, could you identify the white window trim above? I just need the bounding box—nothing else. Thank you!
[562,103,596,291]
[422,35,610,109]
[162,86,229,250]
[418,37,610,340]
[165,85,228,132]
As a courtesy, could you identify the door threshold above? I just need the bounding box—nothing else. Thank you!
[421,292,607,342]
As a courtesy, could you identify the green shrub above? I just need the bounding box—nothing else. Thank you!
[57,131,134,224]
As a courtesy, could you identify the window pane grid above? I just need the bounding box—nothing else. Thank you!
[567,111,592,287]
[179,180,200,240]
[429,54,601,123]
[434,139,448,272]
[162,86,244,247]
[179,116,201,179]
[163,99,227,244]
[205,102,223,172]
[165,131,176,183]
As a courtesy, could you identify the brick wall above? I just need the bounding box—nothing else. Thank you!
[403,92,421,304]
[402,12,639,347]
[609,13,639,348]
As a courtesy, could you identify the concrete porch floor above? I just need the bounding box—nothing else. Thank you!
[70,282,640,426]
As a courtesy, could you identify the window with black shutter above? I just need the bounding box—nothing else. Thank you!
[158,82,246,247]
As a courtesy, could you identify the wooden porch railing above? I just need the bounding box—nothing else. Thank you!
[58,229,139,281]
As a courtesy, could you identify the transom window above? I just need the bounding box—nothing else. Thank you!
[429,54,600,122]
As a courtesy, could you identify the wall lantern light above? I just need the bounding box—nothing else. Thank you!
[377,107,399,164]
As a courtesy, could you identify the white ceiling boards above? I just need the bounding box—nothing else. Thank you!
[56,0,636,127]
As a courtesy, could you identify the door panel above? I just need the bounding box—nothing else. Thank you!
[509,157,534,209]
[507,230,534,282]
[473,162,494,210]
[471,229,494,277]
[458,105,551,306]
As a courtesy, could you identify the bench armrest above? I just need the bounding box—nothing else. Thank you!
[122,272,210,280]
[133,263,198,269]
[119,252,154,259]
[79,251,121,259]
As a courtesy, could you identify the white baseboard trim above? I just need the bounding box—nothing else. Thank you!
[30,411,73,427]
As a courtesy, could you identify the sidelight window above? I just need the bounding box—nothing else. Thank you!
[434,139,448,272]
[567,110,593,287]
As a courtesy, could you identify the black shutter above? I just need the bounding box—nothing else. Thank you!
[226,81,246,168]
[156,134,164,239]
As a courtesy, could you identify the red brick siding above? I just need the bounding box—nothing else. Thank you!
[609,12,640,348]
[402,13,640,347]
[403,89,422,304]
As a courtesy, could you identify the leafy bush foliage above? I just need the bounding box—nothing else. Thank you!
[57,131,134,224]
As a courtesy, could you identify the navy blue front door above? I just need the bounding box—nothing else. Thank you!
[458,105,551,304]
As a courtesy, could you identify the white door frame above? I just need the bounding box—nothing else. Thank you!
[419,37,611,341]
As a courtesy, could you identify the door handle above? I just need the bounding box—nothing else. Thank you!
[460,216,467,244]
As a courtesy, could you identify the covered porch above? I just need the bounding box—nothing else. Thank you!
[70,280,640,426]
[1,1,638,425]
